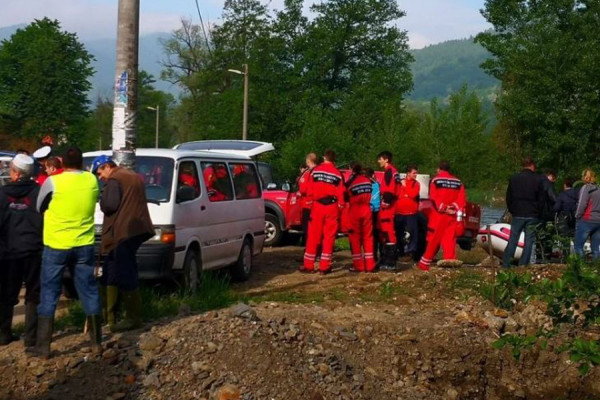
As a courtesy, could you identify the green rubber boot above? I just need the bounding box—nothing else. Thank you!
[100,285,118,327]
[110,289,142,333]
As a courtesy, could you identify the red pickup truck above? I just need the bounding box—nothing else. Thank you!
[264,170,482,258]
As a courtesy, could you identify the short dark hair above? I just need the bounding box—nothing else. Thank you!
[63,147,83,170]
[564,177,574,188]
[323,149,336,162]
[377,151,392,162]
[406,164,418,173]
[546,169,557,178]
[351,162,363,175]
[46,156,62,169]
[16,148,30,155]
[522,157,536,168]
[100,161,117,170]
[365,167,375,178]
[438,160,451,172]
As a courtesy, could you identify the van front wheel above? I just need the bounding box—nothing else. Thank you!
[231,240,253,282]
[182,248,201,292]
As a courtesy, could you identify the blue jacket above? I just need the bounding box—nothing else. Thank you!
[370,181,380,212]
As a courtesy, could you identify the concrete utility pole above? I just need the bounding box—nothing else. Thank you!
[147,105,160,148]
[227,64,249,140]
[111,0,140,168]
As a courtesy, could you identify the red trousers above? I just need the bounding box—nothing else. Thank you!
[304,203,339,271]
[418,213,458,269]
[348,205,375,272]
[377,206,397,245]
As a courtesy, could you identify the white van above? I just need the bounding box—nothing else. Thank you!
[83,148,266,290]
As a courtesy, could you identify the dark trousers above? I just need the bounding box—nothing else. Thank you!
[0,254,41,307]
[395,214,419,255]
[101,235,146,291]
[503,217,538,267]
[302,208,311,246]
[372,211,380,261]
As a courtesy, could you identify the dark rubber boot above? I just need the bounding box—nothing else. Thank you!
[87,315,103,355]
[27,316,53,359]
[24,302,38,348]
[378,245,396,271]
[110,289,142,333]
[0,305,15,346]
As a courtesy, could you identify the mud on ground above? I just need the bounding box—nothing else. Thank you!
[1,246,599,400]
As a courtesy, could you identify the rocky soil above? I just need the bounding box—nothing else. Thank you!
[1,246,599,400]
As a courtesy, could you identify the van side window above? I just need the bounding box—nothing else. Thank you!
[201,162,234,202]
[230,163,262,199]
[178,161,201,198]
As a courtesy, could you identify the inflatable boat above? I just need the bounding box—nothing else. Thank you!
[477,223,525,261]
[477,223,590,261]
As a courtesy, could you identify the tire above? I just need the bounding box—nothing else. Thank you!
[231,239,253,282]
[181,248,202,292]
[264,213,283,247]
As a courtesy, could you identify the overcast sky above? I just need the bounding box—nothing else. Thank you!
[1,0,490,49]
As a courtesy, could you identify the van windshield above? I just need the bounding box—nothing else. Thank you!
[83,156,174,203]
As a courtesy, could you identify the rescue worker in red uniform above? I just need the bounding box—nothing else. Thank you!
[376,151,400,271]
[302,150,345,274]
[417,161,466,271]
[395,165,421,261]
[297,153,318,245]
[345,164,375,272]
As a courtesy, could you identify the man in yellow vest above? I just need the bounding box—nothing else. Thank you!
[31,147,100,359]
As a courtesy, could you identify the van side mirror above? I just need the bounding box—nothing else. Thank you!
[176,186,196,203]
[266,183,277,190]
[281,182,291,192]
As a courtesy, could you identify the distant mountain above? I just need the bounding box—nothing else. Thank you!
[1,23,497,105]
[410,38,499,101]
[0,24,178,102]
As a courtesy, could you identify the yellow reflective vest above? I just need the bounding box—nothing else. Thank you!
[42,171,99,250]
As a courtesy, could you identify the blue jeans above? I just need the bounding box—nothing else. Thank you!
[395,214,419,254]
[574,220,600,260]
[38,245,101,318]
[503,217,538,268]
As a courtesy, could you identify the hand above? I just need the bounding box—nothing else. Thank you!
[401,179,407,187]
[445,207,457,215]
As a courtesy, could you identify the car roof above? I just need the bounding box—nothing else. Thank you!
[173,140,275,157]
[83,148,253,161]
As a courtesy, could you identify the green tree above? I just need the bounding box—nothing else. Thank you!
[0,18,94,142]
[476,0,600,174]
[137,71,175,148]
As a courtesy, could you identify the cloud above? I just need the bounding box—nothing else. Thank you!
[0,0,182,39]
[0,0,490,47]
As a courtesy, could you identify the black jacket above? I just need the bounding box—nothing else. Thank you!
[554,187,579,215]
[506,169,544,218]
[0,179,43,258]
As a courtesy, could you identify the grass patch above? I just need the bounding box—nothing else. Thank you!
[449,270,486,292]
[249,287,349,304]
[334,238,351,251]
[360,281,410,303]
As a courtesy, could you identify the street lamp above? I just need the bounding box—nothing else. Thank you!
[227,63,249,141]
[147,105,159,148]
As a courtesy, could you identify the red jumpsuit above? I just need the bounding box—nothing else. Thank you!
[303,162,345,272]
[377,164,399,244]
[346,174,375,272]
[297,168,314,240]
[417,171,466,271]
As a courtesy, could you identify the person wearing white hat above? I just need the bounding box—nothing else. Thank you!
[0,154,43,349]
[33,146,52,186]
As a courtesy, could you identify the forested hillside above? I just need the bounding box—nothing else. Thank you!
[410,38,498,100]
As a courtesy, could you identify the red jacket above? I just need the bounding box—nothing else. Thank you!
[396,177,420,215]
[429,171,466,213]
[297,168,313,209]
[378,164,399,209]
[307,162,345,207]
[346,174,373,207]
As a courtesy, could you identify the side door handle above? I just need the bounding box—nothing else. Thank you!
[201,205,206,211]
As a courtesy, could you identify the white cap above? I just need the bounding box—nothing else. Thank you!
[33,146,52,160]
[11,154,35,175]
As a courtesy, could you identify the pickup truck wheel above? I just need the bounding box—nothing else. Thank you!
[264,214,283,247]
[231,239,253,282]
[181,248,202,292]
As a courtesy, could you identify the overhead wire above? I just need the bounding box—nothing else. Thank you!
[194,0,213,56]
